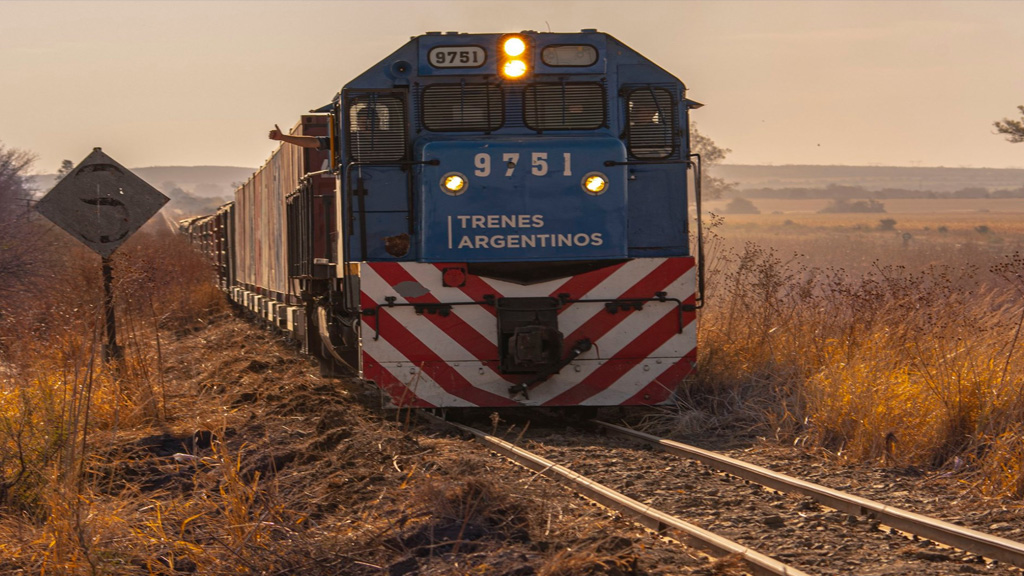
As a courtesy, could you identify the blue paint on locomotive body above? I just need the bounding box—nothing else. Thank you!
[337,30,694,265]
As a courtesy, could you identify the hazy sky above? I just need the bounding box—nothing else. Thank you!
[3,1,1023,172]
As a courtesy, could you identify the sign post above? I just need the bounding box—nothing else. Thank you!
[35,148,169,363]
[101,257,120,360]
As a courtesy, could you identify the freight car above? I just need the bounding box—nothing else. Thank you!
[179,203,235,291]
[183,30,705,409]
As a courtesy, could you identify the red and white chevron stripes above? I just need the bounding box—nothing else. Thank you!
[360,257,696,408]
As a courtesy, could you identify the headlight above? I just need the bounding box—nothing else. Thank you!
[582,172,608,195]
[503,37,526,57]
[502,59,527,78]
[440,172,468,195]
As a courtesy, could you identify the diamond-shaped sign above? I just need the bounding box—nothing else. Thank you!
[36,148,169,257]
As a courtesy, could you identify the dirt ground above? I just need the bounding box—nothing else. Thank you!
[69,311,738,576]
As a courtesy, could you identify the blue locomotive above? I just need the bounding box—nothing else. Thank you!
[184,30,704,408]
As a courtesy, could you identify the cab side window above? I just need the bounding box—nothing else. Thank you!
[346,94,406,163]
[626,88,675,159]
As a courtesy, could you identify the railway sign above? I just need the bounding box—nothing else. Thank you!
[35,148,169,257]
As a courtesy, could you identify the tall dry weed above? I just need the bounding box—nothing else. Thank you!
[694,222,1024,495]
[0,221,232,572]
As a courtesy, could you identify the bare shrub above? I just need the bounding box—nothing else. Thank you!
[723,197,759,214]
[976,424,1024,498]
[0,141,34,214]
[539,543,639,576]
[115,226,227,331]
[394,457,535,555]
[818,198,886,213]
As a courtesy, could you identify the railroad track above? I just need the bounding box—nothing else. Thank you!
[425,413,1024,576]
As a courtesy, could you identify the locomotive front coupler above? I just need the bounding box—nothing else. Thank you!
[508,338,593,400]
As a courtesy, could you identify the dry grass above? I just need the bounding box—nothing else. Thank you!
[686,207,1024,497]
[0,221,232,572]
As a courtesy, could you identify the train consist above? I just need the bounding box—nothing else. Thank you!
[181,30,704,409]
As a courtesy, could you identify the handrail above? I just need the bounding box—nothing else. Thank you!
[688,152,705,310]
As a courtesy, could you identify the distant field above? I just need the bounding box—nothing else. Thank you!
[705,198,1024,241]
[717,163,1024,193]
[707,197,1024,214]
[700,197,1024,279]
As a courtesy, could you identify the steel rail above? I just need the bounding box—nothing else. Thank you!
[595,420,1024,569]
[425,414,812,576]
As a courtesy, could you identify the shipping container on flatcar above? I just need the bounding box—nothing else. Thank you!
[213,202,235,291]
[180,210,232,289]
[231,116,333,336]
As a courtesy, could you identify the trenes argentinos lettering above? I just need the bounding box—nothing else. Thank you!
[448,213,604,250]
